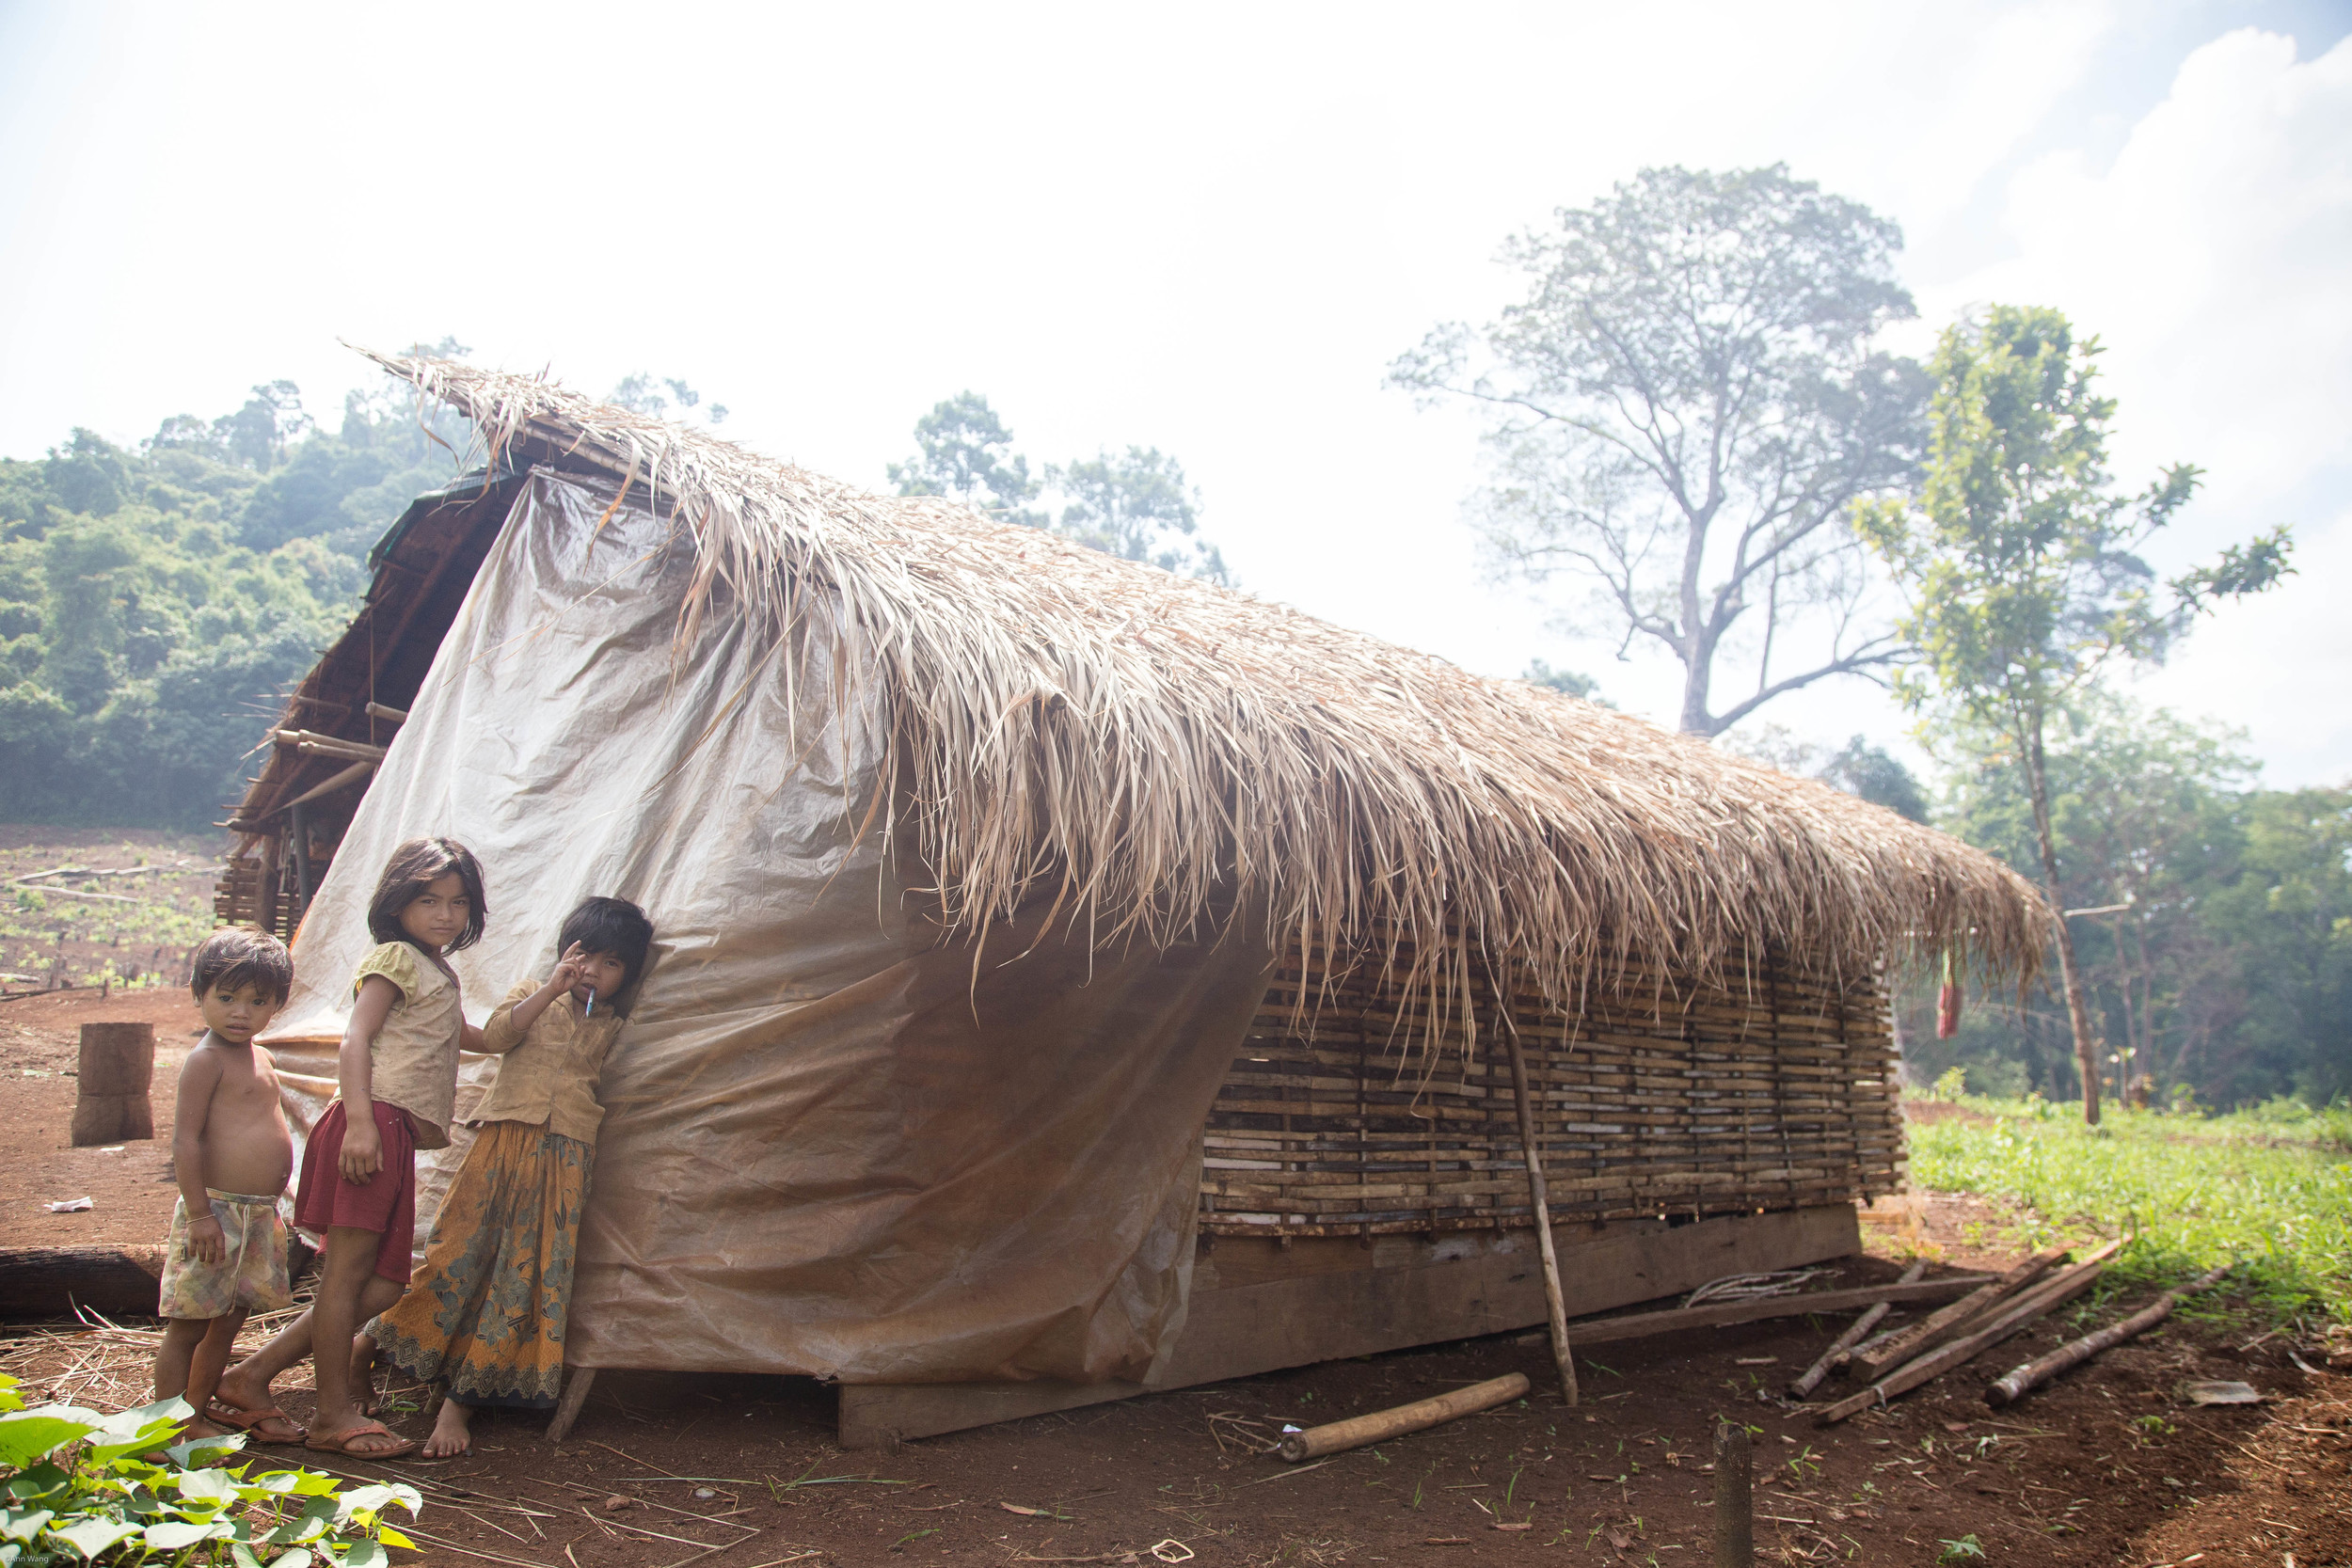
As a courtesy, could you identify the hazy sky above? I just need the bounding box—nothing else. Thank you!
[3,2,2346,785]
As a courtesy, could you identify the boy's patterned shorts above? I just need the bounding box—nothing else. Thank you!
[157,1190,293,1321]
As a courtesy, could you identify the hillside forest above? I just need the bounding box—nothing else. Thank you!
[0,171,2342,1117]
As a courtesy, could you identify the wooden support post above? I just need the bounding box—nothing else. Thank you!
[72,1023,154,1146]
[289,801,314,918]
[1713,1420,1752,1566]
[547,1366,596,1443]
[1503,1028,1578,1408]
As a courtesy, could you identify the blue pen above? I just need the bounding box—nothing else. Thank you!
[585,988,596,1018]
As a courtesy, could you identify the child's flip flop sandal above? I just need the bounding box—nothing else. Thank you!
[203,1402,306,1444]
[305,1419,418,1460]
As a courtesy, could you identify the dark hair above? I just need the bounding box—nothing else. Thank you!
[189,927,294,1006]
[558,896,656,1012]
[366,836,488,954]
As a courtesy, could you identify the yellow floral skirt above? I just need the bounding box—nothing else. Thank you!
[366,1120,591,1410]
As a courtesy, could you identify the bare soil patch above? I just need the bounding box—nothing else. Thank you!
[0,984,201,1247]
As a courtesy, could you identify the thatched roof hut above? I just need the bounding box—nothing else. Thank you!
[224,353,2047,1445]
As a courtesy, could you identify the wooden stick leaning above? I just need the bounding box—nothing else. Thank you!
[1791,1261,1924,1399]
[1502,1027,1578,1407]
[1559,1275,1993,1347]
[1815,1243,2121,1425]
[1986,1261,2232,1407]
[547,1366,598,1443]
[1847,1243,2072,1380]
[1279,1372,1528,1462]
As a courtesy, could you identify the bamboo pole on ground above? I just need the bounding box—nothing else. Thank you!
[1986,1262,2232,1407]
[1848,1243,2073,1380]
[1502,1025,1578,1408]
[1791,1261,1923,1398]
[1279,1373,1528,1462]
[1815,1248,2116,1425]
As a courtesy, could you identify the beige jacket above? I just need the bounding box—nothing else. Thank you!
[474,979,622,1144]
[348,942,465,1150]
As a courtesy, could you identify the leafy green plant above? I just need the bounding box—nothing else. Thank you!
[1907,1093,2352,1322]
[0,1373,419,1566]
[1936,1534,1986,1563]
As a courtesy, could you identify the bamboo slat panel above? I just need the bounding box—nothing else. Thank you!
[1199,935,1904,1237]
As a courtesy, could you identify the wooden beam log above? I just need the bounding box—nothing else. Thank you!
[0,1245,167,1319]
[835,1206,1867,1448]
[1791,1260,1923,1397]
[1847,1244,2069,1380]
[1813,1249,2116,1425]
[1985,1262,2232,1407]
[1279,1372,1527,1461]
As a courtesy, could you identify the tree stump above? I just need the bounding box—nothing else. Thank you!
[71,1022,154,1145]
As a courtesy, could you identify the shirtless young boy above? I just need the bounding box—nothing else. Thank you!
[154,927,303,1445]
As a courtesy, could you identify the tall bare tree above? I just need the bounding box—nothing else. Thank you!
[1391,165,1928,736]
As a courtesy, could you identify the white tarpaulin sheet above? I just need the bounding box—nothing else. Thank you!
[264,470,1272,1384]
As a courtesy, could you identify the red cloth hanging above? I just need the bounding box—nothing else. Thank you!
[1936,951,1963,1039]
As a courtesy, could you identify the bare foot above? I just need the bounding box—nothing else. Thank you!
[421,1399,472,1459]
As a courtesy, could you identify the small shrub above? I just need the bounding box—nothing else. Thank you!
[0,1372,419,1566]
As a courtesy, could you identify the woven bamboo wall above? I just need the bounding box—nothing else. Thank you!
[1199,935,1904,1237]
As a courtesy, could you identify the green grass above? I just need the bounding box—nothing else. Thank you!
[1906,1091,2352,1325]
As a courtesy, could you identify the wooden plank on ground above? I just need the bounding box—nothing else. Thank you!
[837,1204,1860,1448]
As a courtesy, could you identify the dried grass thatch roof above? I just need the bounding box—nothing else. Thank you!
[362,349,2050,1014]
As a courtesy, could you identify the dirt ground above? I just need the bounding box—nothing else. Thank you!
[0,984,202,1247]
[2,992,2346,1566]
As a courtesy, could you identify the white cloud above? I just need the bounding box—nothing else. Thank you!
[1922,27,2352,784]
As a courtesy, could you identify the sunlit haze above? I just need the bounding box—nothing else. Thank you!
[3,2,2345,784]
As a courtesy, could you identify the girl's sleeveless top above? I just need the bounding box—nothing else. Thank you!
[348,942,464,1149]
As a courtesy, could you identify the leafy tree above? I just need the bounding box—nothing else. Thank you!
[1859,304,2294,1121]
[211,381,313,471]
[1818,736,1930,823]
[609,373,728,425]
[0,353,476,826]
[1048,447,1231,585]
[1724,724,1927,822]
[890,394,1235,583]
[1521,658,1603,702]
[1927,697,2252,1101]
[888,391,1043,525]
[1391,164,1929,736]
[2206,788,2352,1106]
